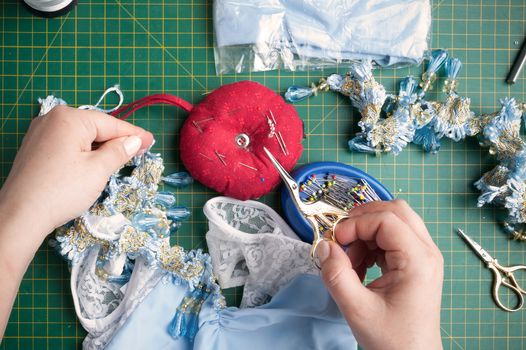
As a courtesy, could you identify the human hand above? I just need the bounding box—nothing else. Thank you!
[0,105,153,247]
[316,200,444,350]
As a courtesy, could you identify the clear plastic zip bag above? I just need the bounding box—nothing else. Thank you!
[214,0,432,74]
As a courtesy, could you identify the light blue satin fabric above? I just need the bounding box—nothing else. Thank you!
[214,0,431,67]
[106,274,357,350]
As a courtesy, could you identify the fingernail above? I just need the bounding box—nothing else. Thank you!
[123,136,142,156]
[315,240,331,264]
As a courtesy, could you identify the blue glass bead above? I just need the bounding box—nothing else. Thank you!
[166,207,191,222]
[133,213,161,230]
[382,95,398,114]
[162,172,193,188]
[398,76,419,107]
[349,60,373,82]
[156,224,171,238]
[155,191,177,208]
[426,49,448,75]
[445,57,462,80]
[413,124,441,153]
[348,135,376,154]
[284,85,315,103]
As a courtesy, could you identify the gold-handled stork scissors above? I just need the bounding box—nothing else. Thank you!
[264,147,349,268]
[457,229,526,312]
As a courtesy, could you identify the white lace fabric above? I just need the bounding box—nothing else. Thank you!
[71,246,165,349]
[204,197,319,308]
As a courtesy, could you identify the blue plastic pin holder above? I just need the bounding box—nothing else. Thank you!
[281,162,393,243]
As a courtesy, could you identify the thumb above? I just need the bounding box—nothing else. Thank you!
[317,240,378,321]
[91,135,142,176]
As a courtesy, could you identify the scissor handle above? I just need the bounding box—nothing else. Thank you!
[488,261,525,312]
[308,215,348,269]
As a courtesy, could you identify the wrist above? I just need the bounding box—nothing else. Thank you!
[403,328,443,350]
[0,191,51,257]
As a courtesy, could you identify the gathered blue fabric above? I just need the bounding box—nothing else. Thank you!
[106,273,356,350]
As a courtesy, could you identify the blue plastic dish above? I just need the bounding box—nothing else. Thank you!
[281,161,394,243]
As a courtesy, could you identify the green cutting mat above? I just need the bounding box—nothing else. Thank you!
[1,0,526,349]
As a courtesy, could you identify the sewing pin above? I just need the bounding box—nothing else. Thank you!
[238,162,258,171]
[192,116,215,133]
[192,121,203,133]
[199,153,213,161]
[214,151,227,166]
[274,131,289,156]
[269,110,277,125]
[278,132,289,155]
[275,134,287,155]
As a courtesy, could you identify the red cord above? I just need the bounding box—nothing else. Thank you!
[110,94,193,120]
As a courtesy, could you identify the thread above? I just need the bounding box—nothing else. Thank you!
[23,0,76,17]
[24,0,72,12]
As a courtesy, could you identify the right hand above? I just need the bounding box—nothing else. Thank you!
[315,199,444,350]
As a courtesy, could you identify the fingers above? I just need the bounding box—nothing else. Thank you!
[89,135,142,177]
[80,109,137,141]
[335,211,422,257]
[346,199,434,247]
[345,240,368,269]
[48,106,154,152]
[87,110,154,150]
[316,240,379,321]
[345,241,368,282]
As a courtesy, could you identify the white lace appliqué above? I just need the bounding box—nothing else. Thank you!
[71,246,166,349]
[204,197,319,308]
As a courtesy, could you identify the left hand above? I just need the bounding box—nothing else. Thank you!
[0,105,154,245]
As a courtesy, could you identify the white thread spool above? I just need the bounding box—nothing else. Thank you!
[23,0,75,17]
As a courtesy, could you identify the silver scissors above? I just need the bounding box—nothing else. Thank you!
[457,229,526,312]
[264,147,349,268]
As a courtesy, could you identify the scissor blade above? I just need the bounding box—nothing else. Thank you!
[263,147,291,178]
[263,147,302,201]
[457,229,495,264]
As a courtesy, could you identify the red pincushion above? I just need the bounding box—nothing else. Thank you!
[179,81,304,200]
[110,81,304,200]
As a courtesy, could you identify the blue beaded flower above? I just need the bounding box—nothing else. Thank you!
[347,60,387,130]
[507,149,526,180]
[505,177,526,224]
[54,153,194,273]
[474,165,511,207]
[349,107,415,155]
[433,94,475,142]
[412,123,441,153]
[481,97,524,160]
